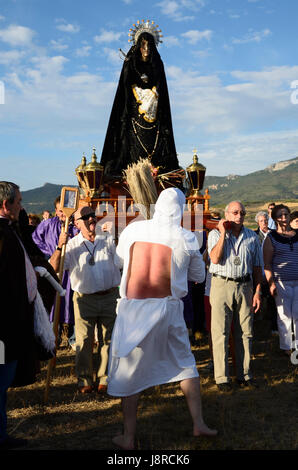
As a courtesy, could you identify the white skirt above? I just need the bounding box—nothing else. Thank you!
[107,297,199,397]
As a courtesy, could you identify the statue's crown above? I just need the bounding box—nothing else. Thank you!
[128,19,163,46]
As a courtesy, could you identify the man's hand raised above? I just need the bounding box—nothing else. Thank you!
[57,231,68,248]
[217,219,231,235]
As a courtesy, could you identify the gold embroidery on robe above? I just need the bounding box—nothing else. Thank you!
[132,85,159,123]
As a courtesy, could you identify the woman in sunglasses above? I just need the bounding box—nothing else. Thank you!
[263,204,298,357]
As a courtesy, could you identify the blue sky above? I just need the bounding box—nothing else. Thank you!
[1,0,298,190]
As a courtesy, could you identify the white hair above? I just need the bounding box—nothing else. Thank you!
[255,211,268,223]
[225,201,244,213]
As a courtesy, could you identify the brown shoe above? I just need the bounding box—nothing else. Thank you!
[97,384,107,394]
[78,385,93,394]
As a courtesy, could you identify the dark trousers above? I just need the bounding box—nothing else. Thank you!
[0,360,17,442]
[192,281,206,333]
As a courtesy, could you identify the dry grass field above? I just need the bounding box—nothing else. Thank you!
[6,313,298,453]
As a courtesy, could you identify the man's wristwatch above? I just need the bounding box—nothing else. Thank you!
[56,246,62,251]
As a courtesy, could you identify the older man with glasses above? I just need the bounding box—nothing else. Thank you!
[208,201,263,392]
[50,206,121,394]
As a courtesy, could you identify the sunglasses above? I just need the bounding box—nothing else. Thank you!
[76,212,96,221]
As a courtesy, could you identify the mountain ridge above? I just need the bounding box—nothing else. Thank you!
[21,157,298,213]
[204,156,298,205]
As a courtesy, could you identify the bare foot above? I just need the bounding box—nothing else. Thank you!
[112,434,135,450]
[193,423,218,437]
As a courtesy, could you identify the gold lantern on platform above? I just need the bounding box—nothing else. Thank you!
[186,150,206,197]
[75,153,88,195]
[75,148,104,198]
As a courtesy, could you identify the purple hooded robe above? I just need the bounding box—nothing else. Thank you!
[32,216,78,324]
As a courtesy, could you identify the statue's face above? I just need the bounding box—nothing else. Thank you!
[140,39,150,61]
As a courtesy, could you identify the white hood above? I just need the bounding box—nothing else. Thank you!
[153,187,185,228]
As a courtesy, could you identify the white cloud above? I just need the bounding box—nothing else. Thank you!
[232,28,271,44]
[75,45,92,57]
[50,39,69,51]
[230,66,298,92]
[181,29,213,44]
[0,24,35,46]
[94,30,122,44]
[0,15,5,21]
[198,130,298,177]
[102,47,122,64]
[222,43,233,52]
[55,20,80,33]
[178,129,298,177]
[0,49,25,65]
[1,52,115,131]
[2,40,298,185]
[166,65,298,146]
[26,55,69,86]
[192,49,211,58]
[157,0,205,21]
[159,0,180,16]
[163,35,180,47]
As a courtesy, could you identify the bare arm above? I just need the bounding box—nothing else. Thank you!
[263,236,277,296]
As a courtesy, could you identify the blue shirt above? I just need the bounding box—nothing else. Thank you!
[268,217,276,230]
[208,226,263,278]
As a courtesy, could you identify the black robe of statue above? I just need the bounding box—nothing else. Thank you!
[100,37,179,181]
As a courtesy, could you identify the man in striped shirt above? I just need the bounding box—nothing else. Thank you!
[208,201,263,392]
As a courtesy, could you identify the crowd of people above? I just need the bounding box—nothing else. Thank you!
[1,181,297,450]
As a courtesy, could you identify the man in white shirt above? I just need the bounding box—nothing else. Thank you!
[107,188,217,450]
[208,201,262,392]
[50,206,121,394]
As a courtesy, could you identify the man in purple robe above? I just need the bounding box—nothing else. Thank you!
[32,196,78,346]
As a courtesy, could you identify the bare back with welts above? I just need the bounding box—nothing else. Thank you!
[126,241,172,299]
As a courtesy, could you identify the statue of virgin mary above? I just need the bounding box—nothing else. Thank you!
[100,20,180,181]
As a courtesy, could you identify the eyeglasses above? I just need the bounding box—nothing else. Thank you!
[76,212,96,221]
[228,210,246,216]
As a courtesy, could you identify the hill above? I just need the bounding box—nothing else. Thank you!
[205,156,298,206]
[22,183,76,214]
[21,157,298,214]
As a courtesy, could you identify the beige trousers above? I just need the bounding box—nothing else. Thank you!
[73,288,118,387]
[210,276,254,385]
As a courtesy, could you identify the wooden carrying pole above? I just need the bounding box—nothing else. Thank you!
[44,187,79,404]
[43,218,69,403]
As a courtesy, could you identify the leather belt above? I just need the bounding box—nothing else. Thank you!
[212,273,251,283]
[91,287,118,296]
